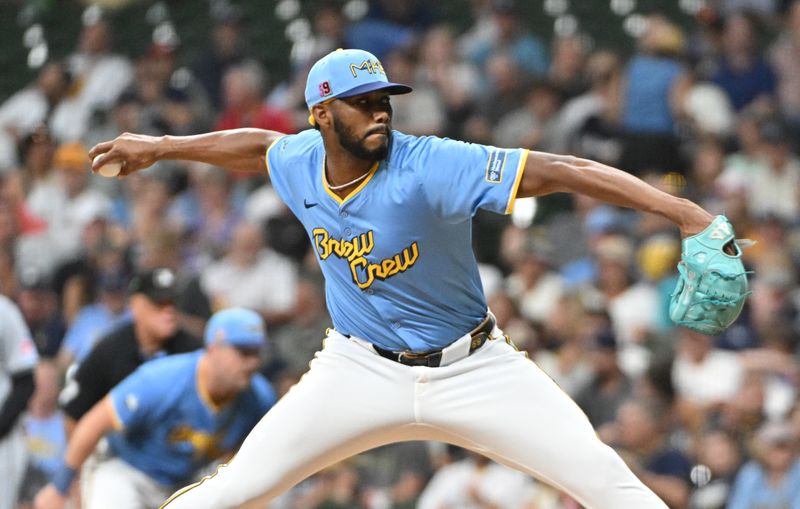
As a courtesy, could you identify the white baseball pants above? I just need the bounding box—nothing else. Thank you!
[84,457,174,509]
[160,329,668,509]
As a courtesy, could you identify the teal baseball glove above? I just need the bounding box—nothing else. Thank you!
[669,215,750,335]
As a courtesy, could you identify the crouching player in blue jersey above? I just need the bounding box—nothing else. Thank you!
[88,48,718,509]
[33,308,276,509]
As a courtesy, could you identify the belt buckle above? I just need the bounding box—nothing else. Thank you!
[398,351,427,361]
[470,335,485,350]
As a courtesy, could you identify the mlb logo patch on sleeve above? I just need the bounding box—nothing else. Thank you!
[485,149,508,183]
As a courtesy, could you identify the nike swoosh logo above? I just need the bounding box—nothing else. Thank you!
[304,199,318,209]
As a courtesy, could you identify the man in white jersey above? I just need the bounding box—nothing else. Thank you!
[90,48,715,509]
[0,294,39,509]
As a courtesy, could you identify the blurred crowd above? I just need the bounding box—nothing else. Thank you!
[2,0,800,507]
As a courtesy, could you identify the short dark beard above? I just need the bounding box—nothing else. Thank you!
[332,117,390,161]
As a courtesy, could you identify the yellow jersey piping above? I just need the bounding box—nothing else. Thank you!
[322,158,380,206]
[505,149,529,215]
[264,135,285,179]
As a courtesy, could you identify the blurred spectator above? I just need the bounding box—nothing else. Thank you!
[486,290,538,352]
[136,227,212,339]
[553,50,624,163]
[49,214,127,329]
[688,429,743,509]
[417,450,537,509]
[146,42,213,133]
[1,158,52,287]
[769,0,800,141]
[345,0,432,60]
[126,173,174,245]
[51,8,134,142]
[549,35,589,100]
[711,12,776,111]
[215,61,295,134]
[716,103,772,202]
[463,53,526,143]
[502,227,564,325]
[685,136,727,209]
[270,6,349,120]
[191,4,249,110]
[621,15,691,174]
[358,442,433,509]
[243,180,287,225]
[682,80,736,138]
[302,6,348,68]
[44,142,113,265]
[21,127,59,224]
[672,329,744,431]
[535,294,593,397]
[290,461,364,509]
[687,6,726,79]
[748,234,797,337]
[462,0,548,77]
[82,92,150,166]
[720,0,780,16]
[417,25,482,137]
[57,266,130,368]
[555,203,627,287]
[494,80,562,151]
[168,164,243,268]
[575,327,633,432]
[714,372,768,442]
[59,268,201,428]
[612,397,692,508]
[727,420,800,508]
[15,266,65,359]
[119,46,204,137]
[743,120,800,222]
[384,49,445,136]
[201,221,298,325]
[637,234,681,332]
[592,234,660,379]
[0,62,70,172]
[270,278,330,376]
[18,361,66,507]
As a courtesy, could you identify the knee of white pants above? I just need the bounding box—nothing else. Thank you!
[562,442,667,509]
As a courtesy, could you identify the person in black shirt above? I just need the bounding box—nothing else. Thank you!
[59,267,201,429]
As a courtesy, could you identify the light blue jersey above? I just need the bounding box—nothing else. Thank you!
[267,129,527,351]
[108,351,275,487]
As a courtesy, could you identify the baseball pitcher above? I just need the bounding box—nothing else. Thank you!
[89,48,747,509]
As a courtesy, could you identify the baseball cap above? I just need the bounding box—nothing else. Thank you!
[128,267,178,304]
[305,48,412,124]
[204,308,267,349]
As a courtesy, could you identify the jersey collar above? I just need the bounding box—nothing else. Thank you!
[322,157,380,206]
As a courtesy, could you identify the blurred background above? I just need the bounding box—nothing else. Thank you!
[2,0,800,508]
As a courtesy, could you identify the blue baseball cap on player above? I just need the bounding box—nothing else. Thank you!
[305,48,412,125]
[204,308,267,349]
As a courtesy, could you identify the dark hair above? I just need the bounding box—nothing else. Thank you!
[17,125,53,162]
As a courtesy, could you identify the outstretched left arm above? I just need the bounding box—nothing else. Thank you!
[517,151,713,237]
